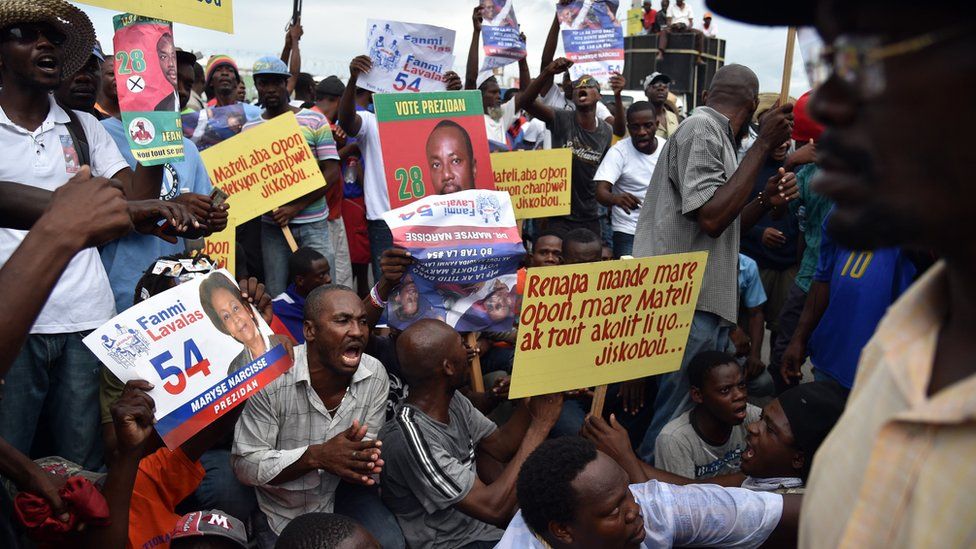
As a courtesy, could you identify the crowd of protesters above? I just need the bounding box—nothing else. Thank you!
[0,0,971,548]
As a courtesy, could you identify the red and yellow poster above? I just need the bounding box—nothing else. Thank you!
[374,90,495,209]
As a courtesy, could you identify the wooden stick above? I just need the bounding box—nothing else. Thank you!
[282,226,299,252]
[590,384,608,417]
[780,27,797,104]
[467,332,485,393]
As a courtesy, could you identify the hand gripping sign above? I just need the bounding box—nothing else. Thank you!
[112,14,184,166]
[508,253,707,399]
[381,189,525,333]
[84,270,292,449]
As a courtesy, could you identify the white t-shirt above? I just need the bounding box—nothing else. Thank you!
[0,96,129,333]
[497,480,783,548]
[353,111,391,221]
[541,84,613,121]
[593,136,663,235]
[703,22,717,37]
[668,3,695,27]
[522,118,550,149]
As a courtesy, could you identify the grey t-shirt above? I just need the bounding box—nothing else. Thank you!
[549,109,612,222]
[655,404,762,479]
[379,393,502,549]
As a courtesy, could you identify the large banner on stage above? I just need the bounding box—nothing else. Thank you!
[360,20,456,95]
[84,270,292,449]
[112,14,184,166]
[381,190,524,333]
[374,91,495,209]
[508,253,707,399]
[558,0,624,82]
[480,0,526,73]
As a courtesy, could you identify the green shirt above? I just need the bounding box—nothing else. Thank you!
[790,163,832,292]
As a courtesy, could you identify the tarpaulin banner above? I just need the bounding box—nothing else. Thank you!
[508,253,707,398]
[199,112,327,223]
[113,14,184,166]
[480,0,526,73]
[374,90,495,209]
[381,190,524,332]
[558,0,624,82]
[360,19,457,94]
[78,0,234,33]
[491,149,572,219]
[84,270,292,449]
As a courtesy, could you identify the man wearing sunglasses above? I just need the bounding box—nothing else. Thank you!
[0,0,196,471]
[708,0,976,547]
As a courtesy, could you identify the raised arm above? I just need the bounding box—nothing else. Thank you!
[521,57,573,126]
[465,6,484,90]
[608,72,627,137]
[285,20,303,94]
[338,56,371,138]
[538,13,562,96]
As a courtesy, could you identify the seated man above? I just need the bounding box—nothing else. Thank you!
[232,285,401,548]
[276,512,379,549]
[272,247,333,343]
[379,319,563,549]
[655,351,761,481]
[583,381,847,493]
[497,437,798,548]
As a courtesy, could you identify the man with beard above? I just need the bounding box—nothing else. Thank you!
[709,0,976,545]
[233,285,399,548]
[631,64,798,463]
[153,32,178,111]
[426,120,477,195]
[243,56,341,297]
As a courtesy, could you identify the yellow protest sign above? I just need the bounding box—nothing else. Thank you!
[508,252,708,399]
[202,218,235,273]
[491,149,571,219]
[626,7,643,37]
[75,1,234,33]
[200,112,326,225]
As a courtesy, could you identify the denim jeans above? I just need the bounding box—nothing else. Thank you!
[261,219,334,297]
[176,449,257,523]
[334,482,405,549]
[367,219,393,284]
[613,231,635,258]
[0,331,103,469]
[636,311,732,463]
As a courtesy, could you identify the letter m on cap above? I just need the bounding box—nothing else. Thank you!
[207,514,231,529]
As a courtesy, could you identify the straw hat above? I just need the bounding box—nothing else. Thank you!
[0,0,96,77]
[753,91,796,125]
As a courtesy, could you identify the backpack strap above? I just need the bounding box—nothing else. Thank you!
[61,105,91,168]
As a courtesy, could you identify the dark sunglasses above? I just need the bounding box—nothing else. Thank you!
[2,23,67,47]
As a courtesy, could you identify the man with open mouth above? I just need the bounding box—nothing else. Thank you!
[232,284,403,548]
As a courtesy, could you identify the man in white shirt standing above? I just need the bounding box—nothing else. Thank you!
[0,0,195,470]
[702,12,718,37]
[658,0,705,65]
[594,101,663,258]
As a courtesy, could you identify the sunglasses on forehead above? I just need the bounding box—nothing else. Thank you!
[1,23,67,47]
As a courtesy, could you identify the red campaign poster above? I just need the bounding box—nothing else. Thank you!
[374,90,496,210]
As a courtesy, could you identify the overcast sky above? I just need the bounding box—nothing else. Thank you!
[72,0,811,97]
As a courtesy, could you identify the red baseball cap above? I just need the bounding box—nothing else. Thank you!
[792,91,824,143]
[171,510,247,547]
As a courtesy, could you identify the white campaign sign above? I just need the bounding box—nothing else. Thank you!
[359,19,457,94]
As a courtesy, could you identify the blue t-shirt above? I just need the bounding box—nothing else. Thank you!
[99,117,212,313]
[737,253,767,309]
[807,213,916,388]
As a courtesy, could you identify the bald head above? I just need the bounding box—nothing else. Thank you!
[706,64,760,108]
[396,319,464,386]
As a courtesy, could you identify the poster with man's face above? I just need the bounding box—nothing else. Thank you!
[113,13,184,166]
[374,90,496,210]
